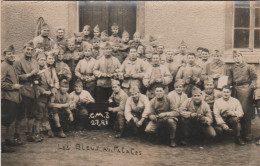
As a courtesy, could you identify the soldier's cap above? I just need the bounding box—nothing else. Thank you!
[46,51,55,58]
[111,79,120,86]
[101,30,108,35]
[83,25,91,31]
[37,52,46,61]
[202,48,209,53]
[232,50,242,57]
[174,79,185,87]
[41,23,49,30]
[56,26,65,32]
[149,35,157,41]
[23,40,34,49]
[122,30,129,36]
[104,42,112,49]
[204,77,214,85]
[92,37,101,43]
[93,25,100,32]
[179,40,187,47]
[134,31,141,37]
[3,45,15,55]
[111,23,119,28]
[74,79,83,87]
[192,87,202,95]
[60,79,69,88]
[129,86,140,93]
[35,42,44,49]
[74,32,83,37]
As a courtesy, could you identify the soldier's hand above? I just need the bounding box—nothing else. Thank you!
[185,78,190,84]
[195,78,200,84]
[68,113,74,122]
[190,113,198,118]
[43,91,52,96]
[149,115,157,121]
[63,103,70,108]
[136,120,143,127]
[226,110,236,117]
[158,113,166,118]
[249,83,256,89]
[181,111,191,118]
[201,117,211,125]
[133,117,139,123]
[31,69,39,75]
[221,124,229,131]
[108,107,114,112]
[213,74,221,79]
[124,74,130,78]
[13,84,23,90]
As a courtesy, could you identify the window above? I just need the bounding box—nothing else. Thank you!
[233,1,260,50]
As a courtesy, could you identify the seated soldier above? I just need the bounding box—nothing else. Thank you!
[143,53,172,100]
[108,80,128,138]
[145,85,178,147]
[214,85,245,145]
[69,79,95,130]
[55,47,72,82]
[180,87,216,145]
[125,86,150,135]
[48,80,74,137]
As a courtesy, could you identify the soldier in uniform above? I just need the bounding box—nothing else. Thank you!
[55,27,67,50]
[100,30,109,58]
[119,30,130,54]
[93,42,121,103]
[124,86,150,134]
[82,25,91,43]
[196,47,204,60]
[55,47,72,82]
[92,25,101,40]
[14,41,40,142]
[176,53,202,97]
[180,87,216,144]
[175,41,188,65]
[75,46,97,97]
[145,85,178,147]
[137,44,146,59]
[147,35,158,53]
[33,23,57,52]
[129,32,143,48]
[214,85,245,145]
[196,48,211,71]
[1,45,23,152]
[156,44,166,65]
[227,51,257,141]
[109,23,121,43]
[143,53,172,100]
[119,46,146,95]
[92,37,101,60]
[108,80,128,138]
[111,41,127,64]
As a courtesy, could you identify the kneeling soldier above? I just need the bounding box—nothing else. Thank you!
[214,85,245,145]
[108,80,128,138]
[145,85,178,147]
[180,87,216,144]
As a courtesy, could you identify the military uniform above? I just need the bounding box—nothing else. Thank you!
[202,89,222,111]
[55,60,72,82]
[164,59,181,91]
[167,90,188,111]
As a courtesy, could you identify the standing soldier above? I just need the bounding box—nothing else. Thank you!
[176,53,202,97]
[75,46,97,97]
[1,45,23,152]
[119,30,130,54]
[143,53,173,100]
[129,32,143,47]
[108,80,128,138]
[55,47,72,82]
[55,27,67,50]
[196,47,204,60]
[14,41,40,142]
[33,23,57,52]
[82,25,91,43]
[156,44,166,65]
[147,35,158,53]
[214,85,245,145]
[111,41,127,64]
[93,42,121,103]
[125,86,150,135]
[100,30,109,57]
[137,44,146,59]
[119,46,146,95]
[227,51,257,142]
[145,85,179,147]
[175,41,188,65]
[196,48,211,71]
[109,23,121,43]
[92,37,101,59]
[92,25,101,40]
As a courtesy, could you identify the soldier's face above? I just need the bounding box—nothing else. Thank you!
[179,46,187,53]
[137,46,144,55]
[233,55,243,63]
[204,82,214,91]
[152,54,160,65]
[201,51,209,60]
[155,88,164,99]
[83,28,90,36]
[104,47,112,56]
[222,88,231,100]
[93,40,100,47]
[38,58,46,67]
[113,45,120,52]
[175,85,183,94]
[57,30,64,38]
[134,35,141,42]
[145,53,152,59]
[212,54,221,61]
[129,48,137,60]
[46,56,55,65]
[131,92,139,101]
[60,86,69,94]
[111,27,119,34]
[157,46,164,54]
[94,30,100,37]
[122,35,129,43]
[84,49,92,59]
[192,93,202,104]
[24,47,34,57]
[75,36,83,43]
[166,52,174,60]
[57,52,64,61]
[68,43,75,51]
[112,84,120,93]
[74,85,83,94]
[150,40,157,47]
[41,28,49,37]
[101,34,108,42]
[5,52,15,63]
[187,55,195,64]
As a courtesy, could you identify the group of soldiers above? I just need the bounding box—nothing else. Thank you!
[2,22,260,153]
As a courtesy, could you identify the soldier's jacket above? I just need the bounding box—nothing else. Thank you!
[93,56,121,88]
[63,51,82,73]
[175,63,202,84]
[128,40,143,48]
[180,98,213,124]
[124,94,150,122]
[55,37,67,50]
[14,56,40,99]
[174,53,187,65]
[55,61,72,81]
[213,97,244,125]
[69,90,95,110]
[75,58,96,87]
[159,53,166,65]
[33,35,57,52]
[112,51,127,64]
[119,42,130,52]
[167,90,188,111]
[149,95,179,121]
[164,60,181,80]
[1,60,22,103]
[74,41,92,53]
[196,59,210,71]
[119,58,146,89]
[92,48,101,60]
[109,89,128,113]
[227,61,257,86]
[83,36,91,43]
[202,89,222,110]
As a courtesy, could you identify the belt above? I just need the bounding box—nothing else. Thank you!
[232,82,248,86]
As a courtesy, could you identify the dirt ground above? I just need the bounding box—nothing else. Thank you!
[2,117,260,166]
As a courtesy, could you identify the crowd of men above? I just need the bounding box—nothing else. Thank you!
[2,22,260,153]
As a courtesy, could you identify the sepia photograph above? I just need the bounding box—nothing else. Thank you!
[1,1,260,166]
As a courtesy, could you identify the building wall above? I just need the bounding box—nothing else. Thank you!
[144,1,226,53]
[1,1,70,54]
